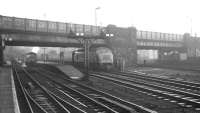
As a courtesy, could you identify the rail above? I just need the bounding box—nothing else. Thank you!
[36,66,157,113]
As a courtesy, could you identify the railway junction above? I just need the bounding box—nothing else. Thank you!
[1,15,200,113]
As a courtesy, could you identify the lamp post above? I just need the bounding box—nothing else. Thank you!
[95,7,101,26]
[190,18,192,36]
[186,16,192,36]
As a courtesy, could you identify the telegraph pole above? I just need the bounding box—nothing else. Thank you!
[190,18,192,36]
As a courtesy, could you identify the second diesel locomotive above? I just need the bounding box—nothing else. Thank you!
[73,47,114,70]
[24,52,37,64]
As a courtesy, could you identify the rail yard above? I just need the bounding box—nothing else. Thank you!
[1,61,197,113]
[1,2,200,113]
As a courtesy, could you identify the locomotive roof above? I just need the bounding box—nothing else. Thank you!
[26,52,37,55]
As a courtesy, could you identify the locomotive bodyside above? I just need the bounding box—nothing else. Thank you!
[96,47,114,70]
[73,47,114,70]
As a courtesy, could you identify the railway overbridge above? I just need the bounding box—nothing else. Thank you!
[0,15,198,66]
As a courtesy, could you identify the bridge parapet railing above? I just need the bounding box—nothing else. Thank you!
[0,15,103,38]
[136,41,183,48]
[137,30,183,42]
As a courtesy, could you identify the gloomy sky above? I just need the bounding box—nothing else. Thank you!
[0,0,199,36]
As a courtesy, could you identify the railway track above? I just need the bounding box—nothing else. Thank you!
[30,66,157,113]
[107,71,200,95]
[142,65,200,73]
[90,71,200,111]
[25,68,125,113]
[13,66,45,113]
[13,65,85,113]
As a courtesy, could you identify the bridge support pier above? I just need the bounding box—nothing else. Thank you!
[106,27,137,68]
[0,35,4,66]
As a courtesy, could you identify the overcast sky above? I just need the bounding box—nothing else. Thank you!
[0,0,199,36]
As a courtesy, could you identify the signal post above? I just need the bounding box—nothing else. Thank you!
[84,39,91,74]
